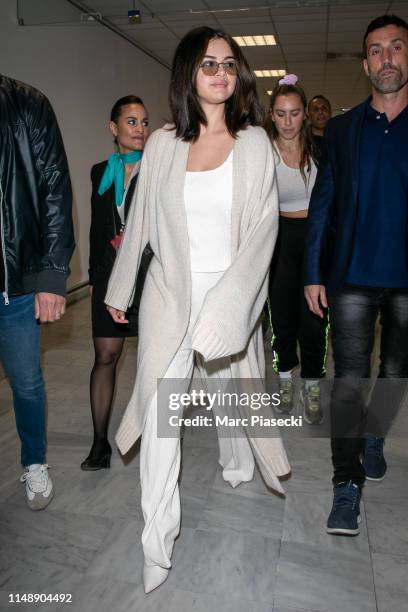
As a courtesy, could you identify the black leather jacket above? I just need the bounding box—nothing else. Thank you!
[0,75,75,299]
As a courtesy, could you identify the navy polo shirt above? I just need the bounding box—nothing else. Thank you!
[346,101,408,288]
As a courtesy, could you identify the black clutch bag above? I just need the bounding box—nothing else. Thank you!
[127,244,153,315]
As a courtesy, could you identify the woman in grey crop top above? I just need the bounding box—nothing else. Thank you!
[265,76,329,425]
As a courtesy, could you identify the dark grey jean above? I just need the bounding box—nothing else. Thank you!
[329,286,408,485]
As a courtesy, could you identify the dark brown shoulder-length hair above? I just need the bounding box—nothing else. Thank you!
[265,82,318,185]
[169,26,265,141]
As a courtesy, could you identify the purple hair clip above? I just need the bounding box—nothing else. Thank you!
[278,73,298,86]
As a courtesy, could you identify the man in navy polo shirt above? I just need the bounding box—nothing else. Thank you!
[304,14,408,536]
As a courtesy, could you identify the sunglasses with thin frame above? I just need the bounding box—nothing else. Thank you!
[199,60,238,76]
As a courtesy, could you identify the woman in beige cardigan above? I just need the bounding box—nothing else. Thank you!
[105,26,290,593]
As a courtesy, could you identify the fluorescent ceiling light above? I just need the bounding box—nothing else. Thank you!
[254,69,286,77]
[264,35,276,45]
[233,34,276,47]
[244,35,256,46]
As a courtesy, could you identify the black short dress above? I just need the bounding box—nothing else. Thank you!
[89,160,152,338]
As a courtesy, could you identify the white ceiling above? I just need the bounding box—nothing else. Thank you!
[19,0,408,110]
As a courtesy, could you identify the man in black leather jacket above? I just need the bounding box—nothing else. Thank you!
[0,74,75,510]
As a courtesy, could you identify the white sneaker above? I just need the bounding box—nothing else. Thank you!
[20,464,54,510]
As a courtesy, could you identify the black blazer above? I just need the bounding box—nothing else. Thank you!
[304,98,372,294]
[88,160,152,308]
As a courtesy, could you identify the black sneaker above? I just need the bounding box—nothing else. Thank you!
[327,481,361,536]
[363,436,387,481]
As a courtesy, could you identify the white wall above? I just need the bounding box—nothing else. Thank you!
[0,0,170,289]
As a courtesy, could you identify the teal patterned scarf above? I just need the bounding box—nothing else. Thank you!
[98,150,143,206]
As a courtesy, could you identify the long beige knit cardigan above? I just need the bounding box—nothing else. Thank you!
[105,124,291,494]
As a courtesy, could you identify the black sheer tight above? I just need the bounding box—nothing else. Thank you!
[89,337,125,450]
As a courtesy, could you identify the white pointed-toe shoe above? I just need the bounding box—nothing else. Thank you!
[228,479,241,488]
[143,563,169,594]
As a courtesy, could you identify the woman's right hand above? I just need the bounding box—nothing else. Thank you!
[107,306,129,324]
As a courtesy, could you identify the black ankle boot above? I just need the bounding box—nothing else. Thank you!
[81,440,112,471]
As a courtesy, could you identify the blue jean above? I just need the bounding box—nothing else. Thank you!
[0,293,46,466]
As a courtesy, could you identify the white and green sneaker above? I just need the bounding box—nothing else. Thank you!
[276,378,294,414]
[300,381,323,425]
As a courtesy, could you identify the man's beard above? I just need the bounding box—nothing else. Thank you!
[370,65,407,94]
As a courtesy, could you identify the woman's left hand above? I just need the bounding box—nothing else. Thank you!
[107,306,129,324]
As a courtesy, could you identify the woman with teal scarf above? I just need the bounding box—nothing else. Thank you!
[81,95,151,471]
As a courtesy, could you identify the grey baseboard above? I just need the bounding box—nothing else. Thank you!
[66,282,90,305]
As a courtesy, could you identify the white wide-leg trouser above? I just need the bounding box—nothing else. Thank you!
[140,272,255,568]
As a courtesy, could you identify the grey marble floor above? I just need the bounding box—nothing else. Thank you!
[0,298,407,612]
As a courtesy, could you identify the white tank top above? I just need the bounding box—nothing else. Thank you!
[184,151,233,272]
[274,147,317,213]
